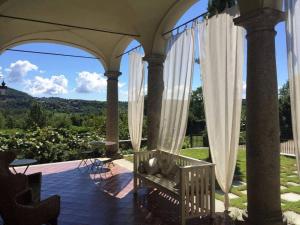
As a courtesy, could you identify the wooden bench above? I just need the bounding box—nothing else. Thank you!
[133,150,215,225]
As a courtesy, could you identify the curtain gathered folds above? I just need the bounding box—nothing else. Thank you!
[197,6,244,210]
[128,51,145,152]
[286,0,300,175]
[157,28,195,154]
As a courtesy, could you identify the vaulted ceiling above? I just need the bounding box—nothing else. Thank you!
[0,0,198,70]
[0,0,283,70]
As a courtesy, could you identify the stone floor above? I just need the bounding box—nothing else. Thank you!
[2,158,299,224]
[0,159,211,225]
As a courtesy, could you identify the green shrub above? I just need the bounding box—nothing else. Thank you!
[0,127,105,163]
[182,136,191,149]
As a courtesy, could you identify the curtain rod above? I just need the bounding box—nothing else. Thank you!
[162,11,208,36]
[115,11,209,58]
[0,14,140,37]
[6,49,101,60]
[115,45,142,58]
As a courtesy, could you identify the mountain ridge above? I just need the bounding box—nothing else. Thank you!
[0,88,127,114]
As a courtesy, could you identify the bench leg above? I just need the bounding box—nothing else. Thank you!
[133,175,138,198]
[180,214,186,225]
[180,199,186,225]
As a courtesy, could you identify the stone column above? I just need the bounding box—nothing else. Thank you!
[143,54,165,150]
[234,8,285,225]
[105,70,121,157]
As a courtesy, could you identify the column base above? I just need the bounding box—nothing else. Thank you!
[105,144,121,159]
[242,211,287,225]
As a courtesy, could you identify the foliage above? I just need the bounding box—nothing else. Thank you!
[26,102,47,129]
[119,110,129,140]
[189,87,205,123]
[207,0,237,17]
[181,136,191,149]
[240,100,246,132]
[0,127,105,163]
[0,112,5,129]
[279,82,293,140]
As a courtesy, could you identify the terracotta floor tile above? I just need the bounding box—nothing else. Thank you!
[0,160,211,225]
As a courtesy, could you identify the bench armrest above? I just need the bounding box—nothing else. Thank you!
[179,163,215,170]
[133,150,156,156]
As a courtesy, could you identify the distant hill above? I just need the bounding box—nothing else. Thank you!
[0,88,34,112]
[0,88,127,114]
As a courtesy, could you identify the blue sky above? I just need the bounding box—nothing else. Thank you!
[0,0,288,101]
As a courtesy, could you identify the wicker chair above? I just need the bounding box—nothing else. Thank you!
[0,151,42,202]
[0,174,60,225]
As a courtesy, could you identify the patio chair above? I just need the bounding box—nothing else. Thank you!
[0,174,60,225]
[0,151,42,202]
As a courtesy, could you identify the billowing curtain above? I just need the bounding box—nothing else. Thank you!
[157,28,195,154]
[286,0,300,175]
[128,51,145,151]
[197,6,244,210]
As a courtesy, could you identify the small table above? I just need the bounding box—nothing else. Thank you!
[10,159,37,174]
[77,150,95,170]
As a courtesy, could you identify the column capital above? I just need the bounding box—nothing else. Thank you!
[143,53,165,66]
[234,7,285,34]
[105,71,121,81]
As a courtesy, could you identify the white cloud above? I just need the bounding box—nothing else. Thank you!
[75,71,106,93]
[242,81,246,98]
[26,75,68,96]
[118,82,126,88]
[7,60,38,82]
[119,89,128,101]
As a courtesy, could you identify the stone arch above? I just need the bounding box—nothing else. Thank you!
[151,0,199,55]
[108,36,145,72]
[0,38,108,70]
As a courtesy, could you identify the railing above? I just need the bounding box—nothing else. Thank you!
[119,138,147,144]
[239,145,246,151]
[280,140,296,157]
[118,139,147,153]
[239,141,297,157]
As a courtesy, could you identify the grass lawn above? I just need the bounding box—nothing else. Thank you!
[124,148,300,213]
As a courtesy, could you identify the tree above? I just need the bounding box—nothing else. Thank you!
[26,103,47,129]
[6,116,14,129]
[279,82,292,140]
[207,0,236,17]
[0,112,5,129]
[119,110,129,140]
[188,87,206,136]
[189,87,205,123]
[70,114,83,126]
[50,113,72,129]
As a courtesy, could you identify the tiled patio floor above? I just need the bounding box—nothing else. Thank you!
[0,160,210,225]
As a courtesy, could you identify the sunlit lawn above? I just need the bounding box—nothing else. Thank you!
[124,148,300,213]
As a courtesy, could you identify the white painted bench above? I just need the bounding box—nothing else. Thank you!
[133,150,215,225]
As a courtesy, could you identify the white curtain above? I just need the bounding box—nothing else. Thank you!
[128,51,145,151]
[197,6,244,210]
[286,0,300,175]
[157,28,195,154]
